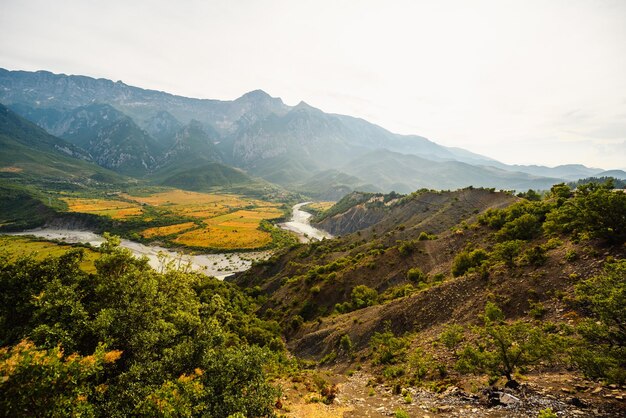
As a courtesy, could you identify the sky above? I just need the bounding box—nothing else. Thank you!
[1,0,625,169]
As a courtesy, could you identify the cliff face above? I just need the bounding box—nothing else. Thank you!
[313,188,516,237]
[313,203,387,235]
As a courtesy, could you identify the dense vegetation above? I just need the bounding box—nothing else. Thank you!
[0,235,284,417]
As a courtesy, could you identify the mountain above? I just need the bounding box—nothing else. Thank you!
[158,162,254,191]
[54,104,162,176]
[140,110,183,148]
[154,120,222,175]
[597,169,626,180]
[497,163,604,180]
[0,68,289,136]
[1,68,617,194]
[0,103,123,182]
[340,149,562,193]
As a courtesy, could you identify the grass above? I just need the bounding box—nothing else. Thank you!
[0,235,99,272]
[140,222,198,239]
[306,201,336,212]
[62,197,143,219]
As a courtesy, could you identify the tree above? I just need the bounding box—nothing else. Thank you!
[350,285,378,310]
[452,249,488,277]
[491,240,523,268]
[0,234,282,416]
[456,303,560,382]
[573,260,626,383]
[0,340,122,417]
[544,182,626,244]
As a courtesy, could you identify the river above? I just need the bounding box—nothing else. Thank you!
[5,229,270,280]
[279,202,333,243]
[3,202,331,279]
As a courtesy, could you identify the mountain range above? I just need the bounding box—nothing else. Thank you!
[1,68,624,196]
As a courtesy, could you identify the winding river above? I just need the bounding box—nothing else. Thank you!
[279,202,333,242]
[3,202,331,279]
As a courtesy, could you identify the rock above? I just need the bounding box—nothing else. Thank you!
[437,405,454,412]
[505,379,520,390]
[499,393,520,405]
[568,397,587,408]
[561,387,574,394]
[443,386,461,396]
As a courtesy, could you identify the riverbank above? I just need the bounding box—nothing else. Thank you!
[5,228,270,280]
[279,202,333,243]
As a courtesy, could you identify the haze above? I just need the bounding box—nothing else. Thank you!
[1,0,625,169]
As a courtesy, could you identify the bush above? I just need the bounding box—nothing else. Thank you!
[537,408,557,418]
[0,237,280,416]
[351,285,378,310]
[456,303,561,382]
[395,410,410,418]
[370,328,409,365]
[417,232,437,241]
[452,249,488,277]
[544,182,626,244]
[406,267,427,283]
[522,245,548,266]
[339,334,353,353]
[398,240,417,256]
[572,259,626,383]
[491,240,523,267]
[439,324,465,351]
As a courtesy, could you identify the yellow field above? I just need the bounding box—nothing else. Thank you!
[306,201,336,212]
[174,226,273,249]
[62,197,143,219]
[63,189,286,250]
[174,207,283,249]
[140,222,197,239]
[0,236,99,272]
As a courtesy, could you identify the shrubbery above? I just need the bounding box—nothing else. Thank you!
[0,236,281,416]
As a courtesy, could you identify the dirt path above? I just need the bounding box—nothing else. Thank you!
[279,370,625,417]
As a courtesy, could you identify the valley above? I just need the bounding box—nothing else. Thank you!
[0,67,624,418]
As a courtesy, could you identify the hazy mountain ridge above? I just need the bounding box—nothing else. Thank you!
[1,68,618,194]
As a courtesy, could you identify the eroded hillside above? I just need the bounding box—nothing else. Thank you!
[234,184,626,417]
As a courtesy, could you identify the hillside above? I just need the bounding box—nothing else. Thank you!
[233,184,626,416]
[0,104,124,184]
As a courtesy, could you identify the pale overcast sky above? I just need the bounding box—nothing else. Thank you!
[1,0,625,169]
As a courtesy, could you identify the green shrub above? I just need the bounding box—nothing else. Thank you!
[452,249,488,277]
[406,267,427,283]
[340,334,353,353]
[491,240,523,267]
[398,240,417,256]
[439,324,465,351]
[523,245,548,266]
[529,301,546,319]
[537,408,557,418]
[370,328,409,365]
[417,231,437,241]
[351,285,378,309]
[573,259,626,383]
[565,249,578,262]
[456,303,561,382]
[395,410,410,418]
